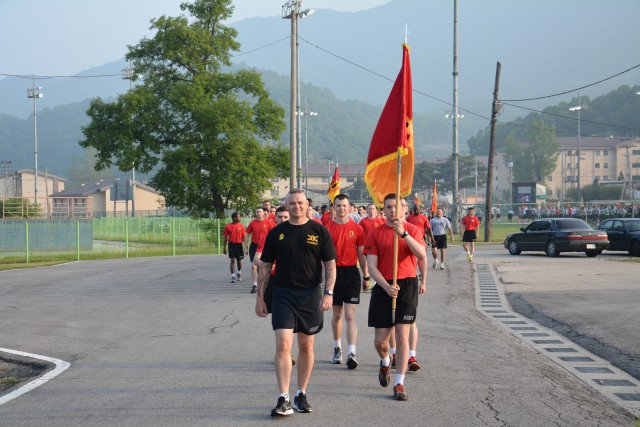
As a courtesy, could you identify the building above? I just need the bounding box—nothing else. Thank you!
[53,179,165,217]
[0,169,66,199]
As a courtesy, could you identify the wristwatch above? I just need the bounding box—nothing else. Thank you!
[323,289,334,295]
[401,230,409,239]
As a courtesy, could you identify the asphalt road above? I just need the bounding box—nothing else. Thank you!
[0,249,637,426]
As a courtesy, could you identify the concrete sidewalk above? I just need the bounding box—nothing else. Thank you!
[0,253,635,426]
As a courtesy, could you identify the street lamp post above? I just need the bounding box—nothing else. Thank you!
[283,1,314,191]
[121,65,136,217]
[507,161,513,213]
[301,101,318,194]
[27,78,43,203]
[569,92,587,201]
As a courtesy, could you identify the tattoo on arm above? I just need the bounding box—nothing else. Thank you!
[257,262,273,297]
[324,259,337,288]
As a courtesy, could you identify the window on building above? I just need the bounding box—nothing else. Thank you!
[595,149,600,155]
[603,163,609,168]
[633,149,640,156]
[603,149,609,155]
[321,177,329,182]
[547,176,552,182]
[270,190,279,196]
[346,177,355,183]
[595,162,600,168]
[271,178,280,183]
[603,175,609,181]
[633,162,640,169]
[594,176,600,182]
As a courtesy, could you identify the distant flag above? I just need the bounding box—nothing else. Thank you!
[364,44,414,207]
[327,166,340,203]
[430,179,438,215]
[414,193,422,207]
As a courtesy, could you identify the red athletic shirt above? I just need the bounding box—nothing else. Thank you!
[364,221,424,280]
[267,212,276,222]
[461,215,481,231]
[246,219,275,244]
[360,216,385,237]
[321,212,332,225]
[406,213,431,235]
[325,220,365,267]
[223,222,246,244]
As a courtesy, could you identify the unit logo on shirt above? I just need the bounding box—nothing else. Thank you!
[307,234,319,245]
[279,233,284,240]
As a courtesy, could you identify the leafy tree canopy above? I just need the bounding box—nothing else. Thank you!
[80,0,287,217]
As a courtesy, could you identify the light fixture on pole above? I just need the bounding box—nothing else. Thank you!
[121,64,136,217]
[283,1,314,191]
[27,78,43,204]
[569,92,587,201]
[301,101,318,194]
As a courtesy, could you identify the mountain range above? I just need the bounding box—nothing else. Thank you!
[1,0,638,178]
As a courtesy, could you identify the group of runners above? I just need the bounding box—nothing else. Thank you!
[222,190,482,416]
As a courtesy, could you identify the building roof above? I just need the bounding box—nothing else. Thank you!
[556,136,640,149]
[15,169,67,181]
[54,179,161,197]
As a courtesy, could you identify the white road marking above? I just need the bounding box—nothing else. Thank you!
[0,348,70,406]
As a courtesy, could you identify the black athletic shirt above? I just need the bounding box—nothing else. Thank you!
[260,220,336,289]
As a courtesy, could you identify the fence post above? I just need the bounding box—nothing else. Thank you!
[77,220,80,261]
[172,217,176,256]
[125,219,129,259]
[217,218,221,254]
[25,221,29,263]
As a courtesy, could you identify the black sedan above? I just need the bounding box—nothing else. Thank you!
[596,218,640,256]
[504,218,609,257]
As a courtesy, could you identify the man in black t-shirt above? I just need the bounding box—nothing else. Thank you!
[256,189,337,417]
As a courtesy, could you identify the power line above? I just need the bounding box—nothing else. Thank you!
[232,36,290,57]
[0,73,121,79]
[500,62,640,102]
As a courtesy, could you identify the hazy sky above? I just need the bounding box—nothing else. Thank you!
[0,0,388,76]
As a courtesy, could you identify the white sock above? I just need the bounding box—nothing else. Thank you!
[334,340,341,348]
[390,347,396,356]
[280,392,289,400]
[395,374,405,385]
[348,344,356,355]
[381,355,391,367]
[231,273,235,278]
[296,389,305,396]
[409,350,416,358]
[253,282,257,286]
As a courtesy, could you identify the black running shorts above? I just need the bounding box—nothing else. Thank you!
[228,243,244,260]
[333,266,361,306]
[264,275,276,314]
[249,242,259,262]
[271,286,324,335]
[462,230,477,243]
[434,235,448,249]
[368,277,418,328]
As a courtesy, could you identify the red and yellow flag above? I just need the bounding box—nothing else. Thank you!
[365,44,414,207]
[430,179,438,215]
[414,193,421,207]
[327,166,340,203]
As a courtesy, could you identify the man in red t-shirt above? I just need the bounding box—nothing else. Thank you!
[264,201,276,222]
[460,207,481,261]
[245,207,276,293]
[360,203,385,239]
[325,194,368,369]
[222,212,246,283]
[406,205,435,248]
[364,193,427,401]
[320,204,333,225]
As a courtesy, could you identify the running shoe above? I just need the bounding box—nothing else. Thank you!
[440,264,446,270]
[379,361,391,387]
[271,396,293,417]
[237,271,242,281]
[393,383,408,401]
[391,354,397,368]
[346,352,358,369]
[433,260,439,269]
[250,285,257,293]
[469,254,473,261]
[291,355,296,366]
[408,356,421,372]
[293,392,312,413]
[230,276,236,283]
[467,252,472,261]
[332,347,343,364]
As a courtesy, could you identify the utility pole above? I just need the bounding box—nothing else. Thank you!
[1,160,12,198]
[484,62,501,242]
[283,1,299,192]
[452,0,460,233]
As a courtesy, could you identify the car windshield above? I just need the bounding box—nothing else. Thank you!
[555,218,592,230]
[626,220,640,232]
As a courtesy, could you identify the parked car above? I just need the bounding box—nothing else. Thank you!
[504,218,609,257]
[595,218,640,256]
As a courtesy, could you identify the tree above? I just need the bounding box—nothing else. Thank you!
[80,0,287,218]
[412,156,487,195]
[502,120,559,183]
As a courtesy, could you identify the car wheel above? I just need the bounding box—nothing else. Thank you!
[585,250,599,257]
[508,240,521,255]
[630,240,640,257]
[545,241,560,257]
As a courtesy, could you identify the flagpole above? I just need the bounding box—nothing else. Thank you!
[392,146,402,324]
